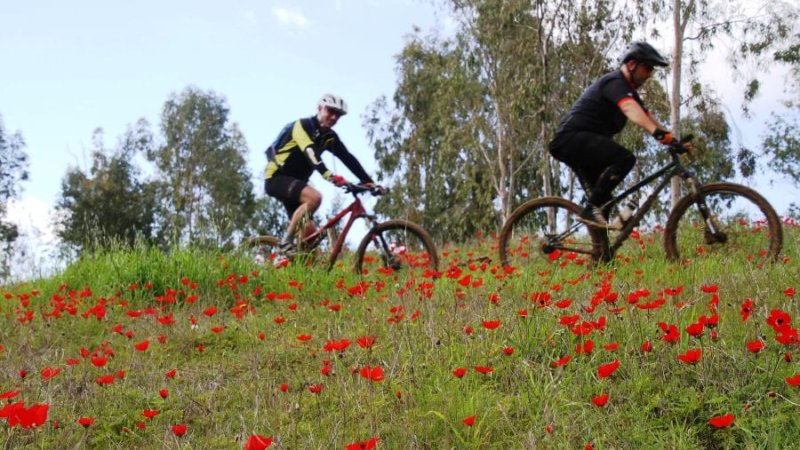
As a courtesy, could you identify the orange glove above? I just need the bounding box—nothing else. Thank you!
[652,128,674,145]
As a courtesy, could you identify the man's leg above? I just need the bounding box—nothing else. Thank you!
[282,186,322,246]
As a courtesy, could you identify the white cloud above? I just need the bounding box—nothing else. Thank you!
[273,7,310,29]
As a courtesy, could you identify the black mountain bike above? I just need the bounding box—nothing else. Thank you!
[499,139,783,268]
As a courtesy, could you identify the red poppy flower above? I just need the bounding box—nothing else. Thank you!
[307,384,323,394]
[210,326,225,334]
[0,390,20,400]
[96,375,115,385]
[323,339,351,352]
[700,284,718,293]
[602,342,619,351]
[708,413,735,428]
[165,369,177,379]
[142,409,160,419]
[482,320,501,330]
[134,340,150,352]
[746,340,766,353]
[66,358,81,366]
[245,434,274,450]
[462,415,476,426]
[356,336,376,349]
[359,366,385,382]
[474,366,494,374]
[685,322,704,337]
[202,306,217,317]
[3,403,49,428]
[767,309,792,331]
[90,356,107,367]
[678,348,702,364]
[159,389,169,398]
[740,298,754,321]
[555,299,572,309]
[171,424,187,437]
[502,346,514,355]
[658,322,680,343]
[597,360,620,378]
[40,367,61,381]
[77,417,94,427]
[296,334,312,342]
[575,340,595,355]
[452,367,467,378]
[345,437,379,450]
[551,355,572,368]
[786,374,800,386]
[641,340,653,352]
[591,394,609,407]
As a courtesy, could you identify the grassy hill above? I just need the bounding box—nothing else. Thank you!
[2,224,800,449]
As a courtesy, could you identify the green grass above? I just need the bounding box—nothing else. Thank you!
[2,225,800,449]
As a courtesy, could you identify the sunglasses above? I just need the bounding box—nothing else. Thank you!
[325,107,345,116]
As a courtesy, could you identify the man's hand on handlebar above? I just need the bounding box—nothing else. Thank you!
[364,182,388,195]
[330,174,347,187]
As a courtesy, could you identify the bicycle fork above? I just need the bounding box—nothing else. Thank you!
[684,176,726,244]
[365,216,402,270]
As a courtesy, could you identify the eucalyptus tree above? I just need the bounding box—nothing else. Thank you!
[0,114,29,279]
[366,0,632,242]
[147,87,256,248]
[634,0,799,205]
[55,126,157,253]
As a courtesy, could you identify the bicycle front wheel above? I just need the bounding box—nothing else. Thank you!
[664,182,783,264]
[498,197,608,270]
[355,220,439,274]
[242,235,282,265]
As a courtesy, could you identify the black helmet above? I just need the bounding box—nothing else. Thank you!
[621,41,669,67]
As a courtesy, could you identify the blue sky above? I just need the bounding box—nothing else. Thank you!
[1,0,453,275]
[1,0,795,278]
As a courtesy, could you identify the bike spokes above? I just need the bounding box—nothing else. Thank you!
[665,183,782,264]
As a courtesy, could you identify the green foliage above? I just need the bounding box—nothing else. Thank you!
[0,114,29,280]
[366,0,634,242]
[147,86,256,249]
[55,128,158,253]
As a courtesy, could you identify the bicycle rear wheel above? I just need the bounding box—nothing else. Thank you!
[498,197,608,269]
[355,220,439,274]
[243,235,282,265]
[664,182,783,264]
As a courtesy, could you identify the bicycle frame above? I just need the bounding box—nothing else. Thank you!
[557,146,713,258]
[299,190,380,269]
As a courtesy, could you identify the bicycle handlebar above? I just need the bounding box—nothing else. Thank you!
[342,183,389,196]
[669,134,694,155]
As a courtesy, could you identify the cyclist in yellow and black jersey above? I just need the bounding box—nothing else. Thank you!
[264,93,381,258]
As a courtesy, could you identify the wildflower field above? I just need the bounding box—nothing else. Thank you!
[2,222,800,449]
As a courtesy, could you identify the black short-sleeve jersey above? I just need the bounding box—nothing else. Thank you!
[554,70,646,138]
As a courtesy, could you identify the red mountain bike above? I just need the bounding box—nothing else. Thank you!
[245,183,439,273]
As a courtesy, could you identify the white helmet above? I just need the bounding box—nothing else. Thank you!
[318,93,348,115]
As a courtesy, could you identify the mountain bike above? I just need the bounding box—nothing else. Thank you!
[244,183,439,273]
[498,138,783,268]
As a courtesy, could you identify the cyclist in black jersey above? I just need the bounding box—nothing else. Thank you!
[549,41,680,228]
[264,93,383,257]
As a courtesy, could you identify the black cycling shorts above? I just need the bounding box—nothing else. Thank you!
[265,174,308,217]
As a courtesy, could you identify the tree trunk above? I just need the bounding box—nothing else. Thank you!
[670,0,684,207]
